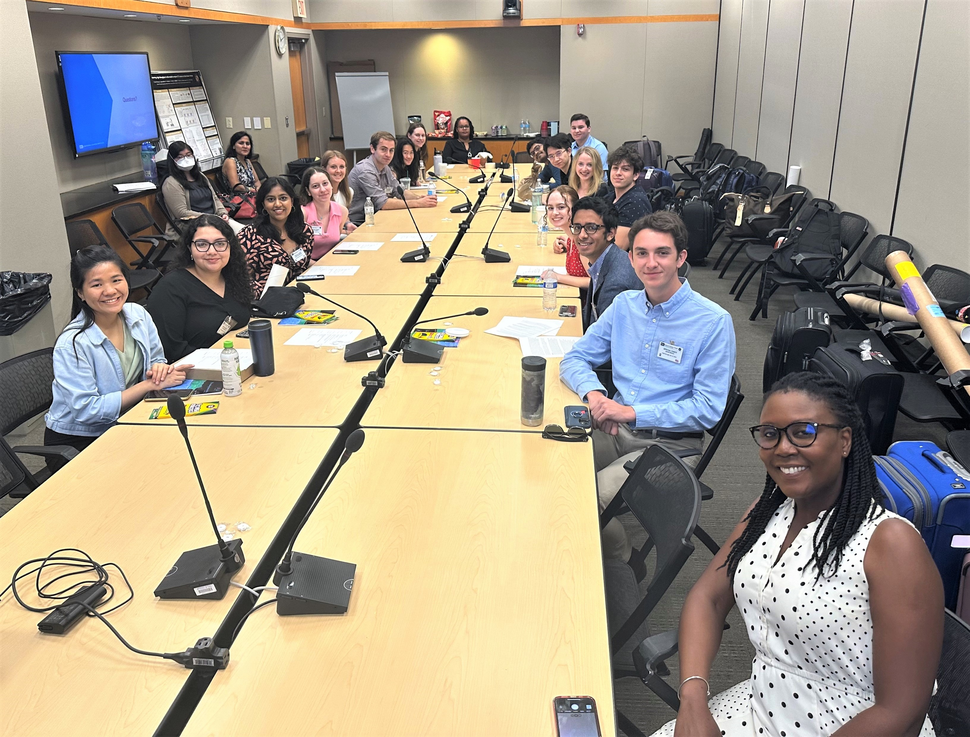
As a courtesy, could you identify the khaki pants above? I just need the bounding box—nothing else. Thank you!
[594,424,703,562]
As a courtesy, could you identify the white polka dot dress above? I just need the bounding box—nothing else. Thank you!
[652,499,935,737]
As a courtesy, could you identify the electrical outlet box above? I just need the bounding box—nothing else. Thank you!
[225,117,232,128]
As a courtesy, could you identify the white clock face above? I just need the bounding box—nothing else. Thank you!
[275,26,286,56]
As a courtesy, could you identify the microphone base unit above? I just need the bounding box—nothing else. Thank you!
[500,174,513,183]
[402,338,445,364]
[154,539,245,600]
[468,174,486,183]
[450,203,471,213]
[274,552,356,616]
[496,162,510,169]
[509,201,530,213]
[482,247,512,263]
[400,247,431,263]
[344,334,386,362]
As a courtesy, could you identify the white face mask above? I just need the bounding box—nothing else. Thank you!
[175,156,196,171]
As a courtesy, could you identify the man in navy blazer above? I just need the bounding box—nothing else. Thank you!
[570,196,643,330]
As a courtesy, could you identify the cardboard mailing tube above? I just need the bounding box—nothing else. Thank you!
[885,251,970,399]
[841,293,970,343]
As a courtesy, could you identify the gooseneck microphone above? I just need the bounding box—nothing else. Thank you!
[274,429,366,616]
[402,307,490,363]
[396,185,432,263]
[499,135,519,180]
[480,188,514,263]
[154,395,245,600]
[428,172,473,213]
[296,282,386,361]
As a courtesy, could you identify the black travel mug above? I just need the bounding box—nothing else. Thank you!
[249,319,275,377]
[520,356,546,426]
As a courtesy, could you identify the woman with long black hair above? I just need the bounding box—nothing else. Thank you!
[238,177,313,296]
[147,215,253,362]
[45,246,188,465]
[653,372,942,737]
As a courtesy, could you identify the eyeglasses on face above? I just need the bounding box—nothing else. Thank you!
[569,223,605,236]
[542,424,590,442]
[749,422,845,449]
[191,239,230,253]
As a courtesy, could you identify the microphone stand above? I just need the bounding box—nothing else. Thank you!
[429,172,473,213]
[296,282,386,361]
[396,185,433,263]
[402,307,489,363]
[481,188,514,263]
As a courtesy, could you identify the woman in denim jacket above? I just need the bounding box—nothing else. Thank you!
[44,245,190,466]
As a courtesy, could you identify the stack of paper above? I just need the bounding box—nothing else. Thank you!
[391,233,438,242]
[484,316,563,339]
[112,182,156,193]
[284,328,362,347]
[517,336,581,358]
[302,265,360,278]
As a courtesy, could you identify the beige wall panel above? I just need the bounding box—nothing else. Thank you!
[28,12,194,192]
[526,0,564,17]
[560,0,650,15]
[141,0,295,20]
[642,20,718,158]
[393,1,478,22]
[712,0,742,144]
[730,0,769,156]
[755,0,804,174]
[829,0,923,237]
[892,0,970,271]
[0,2,72,329]
[189,24,292,178]
[309,1,394,24]
[648,0,721,14]
[324,28,560,140]
[787,0,852,200]
[560,23,647,154]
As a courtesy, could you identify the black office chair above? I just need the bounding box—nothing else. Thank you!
[111,203,177,271]
[65,220,160,294]
[679,148,737,196]
[154,191,183,238]
[927,610,970,735]
[600,445,702,737]
[0,348,77,499]
[731,155,751,170]
[514,151,533,164]
[759,171,786,196]
[745,160,768,180]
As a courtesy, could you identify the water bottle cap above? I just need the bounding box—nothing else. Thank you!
[224,340,233,348]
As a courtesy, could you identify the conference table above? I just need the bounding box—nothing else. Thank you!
[119,294,417,428]
[182,428,615,737]
[366,295,583,432]
[4,163,616,736]
[0,424,339,736]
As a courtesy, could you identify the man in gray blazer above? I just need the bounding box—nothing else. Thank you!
[571,196,643,329]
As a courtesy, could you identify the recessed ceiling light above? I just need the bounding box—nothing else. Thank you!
[178,19,190,22]
[48,6,65,10]
[124,13,137,17]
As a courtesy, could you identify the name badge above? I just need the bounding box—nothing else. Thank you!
[311,225,323,236]
[216,315,237,336]
[658,341,683,364]
[291,248,307,263]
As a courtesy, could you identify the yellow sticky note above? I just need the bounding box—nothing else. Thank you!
[895,261,920,281]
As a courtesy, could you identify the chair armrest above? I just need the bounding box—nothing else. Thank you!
[129,236,160,244]
[13,445,79,461]
[635,629,681,674]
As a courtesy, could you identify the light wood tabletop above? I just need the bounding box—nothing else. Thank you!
[468,204,538,234]
[183,428,614,737]
[309,235,447,294]
[368,193,473,233]
[119,294,416,427]
[436,232,580,300]
[0,424,339,737]
[365,295,584,431]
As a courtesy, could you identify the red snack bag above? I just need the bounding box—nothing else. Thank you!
[433,110,452,135]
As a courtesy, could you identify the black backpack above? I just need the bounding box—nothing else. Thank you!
[771,200,842,280]
[697,163,731,204]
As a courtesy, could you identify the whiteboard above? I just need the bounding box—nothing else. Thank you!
[335,72,395,150]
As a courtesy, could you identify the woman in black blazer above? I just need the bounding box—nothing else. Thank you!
[441,117,489,164]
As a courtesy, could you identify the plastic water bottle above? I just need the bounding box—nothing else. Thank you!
[221,340,242,397]
[531,183,543,223]
[525,119,531,135]
[542,271,558,312]
[427,179,436,198]
[364,196,375,227]
[536,208,547,247]
[418,159,426,183]
[140,142,157,184]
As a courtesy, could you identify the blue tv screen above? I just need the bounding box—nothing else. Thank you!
[57,51,158,157]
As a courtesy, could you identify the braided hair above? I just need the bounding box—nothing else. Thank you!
[725,372,884,583]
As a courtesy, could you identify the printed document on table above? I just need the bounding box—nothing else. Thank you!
[180,347,253,371]
[344,241,384,251]
[485,316,563,339]
[515,266,568,277]
[518,336,581,358]
[303,265,360,277]
[284,328,362,348]
[260,264,289,297]
[391,233,438,242]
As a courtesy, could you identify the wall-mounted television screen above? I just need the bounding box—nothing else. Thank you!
[56,51,158,158]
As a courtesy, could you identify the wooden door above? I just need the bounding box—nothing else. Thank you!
[289,43,310,159]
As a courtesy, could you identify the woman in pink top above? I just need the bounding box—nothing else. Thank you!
[300,167,356,260]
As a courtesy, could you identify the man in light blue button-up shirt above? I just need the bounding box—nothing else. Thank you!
[560,211,737,561]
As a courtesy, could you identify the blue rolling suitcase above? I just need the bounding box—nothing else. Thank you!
[874,441,970,610]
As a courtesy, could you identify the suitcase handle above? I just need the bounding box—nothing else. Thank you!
[923,450,952,474]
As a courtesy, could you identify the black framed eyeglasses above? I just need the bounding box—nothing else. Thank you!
[569,223,605,236]
[749,422,845,449]
[542,424,590,443]
[191,240,230,252]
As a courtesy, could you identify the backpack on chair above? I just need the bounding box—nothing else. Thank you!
[771,200,842,280]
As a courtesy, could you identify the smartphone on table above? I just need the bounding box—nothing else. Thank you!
[565,405,591,429]
[554,696,601,737]
[559,305,577,318]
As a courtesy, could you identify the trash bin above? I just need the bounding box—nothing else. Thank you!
[286,157,322,181]
[0,272,56,364]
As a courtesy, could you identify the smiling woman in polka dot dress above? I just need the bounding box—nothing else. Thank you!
[653,372,943,737]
